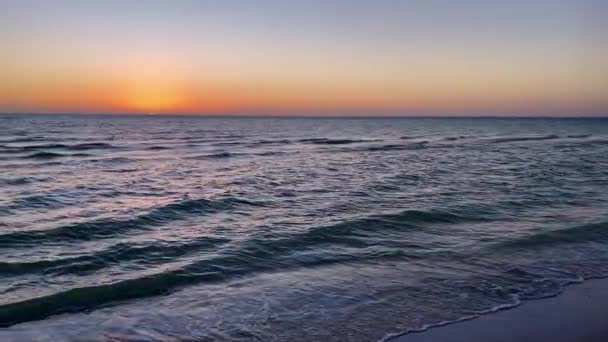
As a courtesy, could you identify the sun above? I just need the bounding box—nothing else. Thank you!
[115,56,195,113]
[122,84,191,113]
[128,91,180,112]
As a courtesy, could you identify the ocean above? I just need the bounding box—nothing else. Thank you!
[1,115,607,341]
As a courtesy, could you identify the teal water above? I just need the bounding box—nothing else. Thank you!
[1,115,607,341]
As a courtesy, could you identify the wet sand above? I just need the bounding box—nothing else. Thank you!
[389,278,608,342]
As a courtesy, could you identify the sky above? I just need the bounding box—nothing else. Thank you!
[1,0,606,116]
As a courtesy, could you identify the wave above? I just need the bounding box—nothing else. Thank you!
[497,221,608,249]
[0,207,491,326]
[89,156,134,164]
[581,139,608,146]
[20,152,67,159]
[0,236,229,276]
[255,151,287,157]
[0,197,261,246]
[0,247,407,327]
[364,141,429,152]
[0,270,206,327]
[212,141,243,146]
[248,139,292,147]
[382,271,591,342]
[0,246,403,327]
[0,145,60,155]
[266,211,460,249]
[8,194,66,209]
[5,142,118,152]
[189,152,235,159]
[229,207,493,260]
[0,177,39,186]
[299,138,374,145]
[145,145,171,150]
[190,150,287,159]
[68,143,117,150]
[553,137,608,149]
[15,143,71,150]
[103,168,139,173]
[380,298,521,342]
[0,147,29,155]
[489,135,560,144]
[20,152,93,160]
[443,136,468,141]
[0,245,422,329]
[0,137,48,144]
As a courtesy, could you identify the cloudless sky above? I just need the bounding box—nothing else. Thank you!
[1,0,606,116]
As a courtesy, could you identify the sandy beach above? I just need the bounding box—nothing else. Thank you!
[389,278,608,342]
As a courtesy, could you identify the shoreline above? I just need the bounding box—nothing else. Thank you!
[387,277,608,342]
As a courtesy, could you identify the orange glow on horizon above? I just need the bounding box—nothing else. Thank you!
[1,53,606,116]
[124,88,186,113]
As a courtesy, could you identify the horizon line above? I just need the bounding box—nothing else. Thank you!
[1,112,607,119]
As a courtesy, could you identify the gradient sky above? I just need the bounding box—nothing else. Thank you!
[1,0,606,116]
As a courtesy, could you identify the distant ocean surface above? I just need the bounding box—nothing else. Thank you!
[1,115,607,341]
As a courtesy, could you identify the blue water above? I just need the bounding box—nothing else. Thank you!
[1,115,607,341]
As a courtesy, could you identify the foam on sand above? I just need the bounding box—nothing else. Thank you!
[387,277,608,342]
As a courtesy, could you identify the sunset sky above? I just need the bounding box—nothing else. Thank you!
[1,0,606,116]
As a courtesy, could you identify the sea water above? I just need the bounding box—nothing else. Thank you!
[1,115,607,341]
